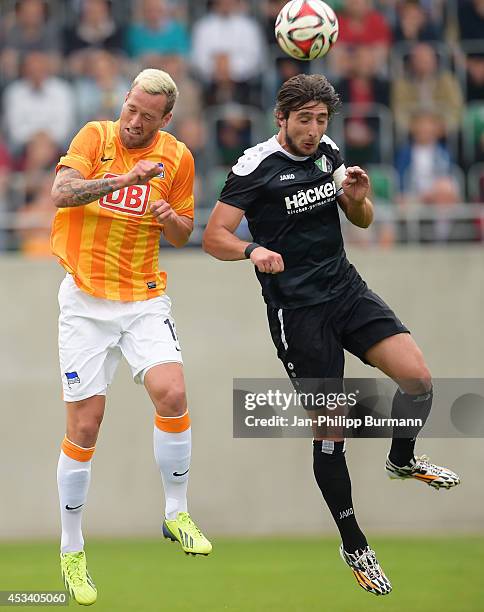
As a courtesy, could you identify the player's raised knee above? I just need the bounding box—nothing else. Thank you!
[152,385,187,417]
[411,347,432,390]
[400,363,432,395]
[419,366,432,392]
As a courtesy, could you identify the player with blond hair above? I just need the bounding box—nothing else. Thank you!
[51,68,211,606]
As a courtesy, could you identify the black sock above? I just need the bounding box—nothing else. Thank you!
[389,387,433,467]
[389,437,417,467]
[313,440,367,553]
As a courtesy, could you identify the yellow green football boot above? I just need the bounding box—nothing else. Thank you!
[60,551,97,606]
[162,512,212,556]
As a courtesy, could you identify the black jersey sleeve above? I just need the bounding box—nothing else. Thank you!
[218,170,260,212]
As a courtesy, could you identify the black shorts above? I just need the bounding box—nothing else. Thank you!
[267,282,409,380]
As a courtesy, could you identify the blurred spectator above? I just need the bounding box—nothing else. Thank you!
[462,103,484,166]
[472,166,484,203]
[191,0,266,85]
[0,0,61,81]
[15,173,55,257]
[0,136,13,177]
[393,0,441,43]
[63,0,125,76]
[420,177,478,243]
[2,51,75,154]
[15,131,59,205]
[125,0,190,60]
[216,114,253,166]
[395,111,452,199]
[369,1,405,26]
[172,117,207,166]
[73,49,129,124]
[465,55,484,102]
[343,117,380,165]
[458,0,484,45]
[202,53,260,107]
[143,53,203,121]
[336,46,390,164]
[380,0,445,28]
[275,57,309,85]
[336,46,389,107]
[457,0,484,102]
[421,177,459,243]
[475,127,484,164]
[422,176,461,207]
[391,43,463,135]
[333,0,392,76]
[419,0,445,28]
[172,117,207,201]
[260,0,287,48]
[263,55,311,104]
[0,136,13,251]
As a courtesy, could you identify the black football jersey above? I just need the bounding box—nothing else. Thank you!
[219,134,362,308]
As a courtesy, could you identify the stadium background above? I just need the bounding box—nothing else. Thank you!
[1,1,483,610]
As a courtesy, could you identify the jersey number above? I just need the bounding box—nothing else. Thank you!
[164,318,181,352]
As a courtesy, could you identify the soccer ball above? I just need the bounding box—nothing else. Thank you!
[275,0,339,61]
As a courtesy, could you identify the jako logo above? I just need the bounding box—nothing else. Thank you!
[339,507,354,520]
[285,181,336,211]
[280,173,295,181]
[99,173,151,216]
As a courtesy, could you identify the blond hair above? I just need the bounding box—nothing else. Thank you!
[131,68,178,114]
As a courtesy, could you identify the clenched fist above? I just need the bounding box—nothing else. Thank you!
[150,199,176,224]
[123,160,163,187]
[250,246,284,274]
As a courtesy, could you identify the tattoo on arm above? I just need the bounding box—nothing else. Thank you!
[53,167,122,207]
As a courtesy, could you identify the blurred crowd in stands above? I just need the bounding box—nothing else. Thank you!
[0,0,483,254]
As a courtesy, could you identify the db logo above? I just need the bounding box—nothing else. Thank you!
[99,174,151,216]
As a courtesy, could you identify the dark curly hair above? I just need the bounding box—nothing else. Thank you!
[274,74,341,122]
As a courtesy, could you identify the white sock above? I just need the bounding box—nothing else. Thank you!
[57,450,91,553]
[153,425,191,520]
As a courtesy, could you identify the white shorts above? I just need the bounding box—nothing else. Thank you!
[58,274,183,402]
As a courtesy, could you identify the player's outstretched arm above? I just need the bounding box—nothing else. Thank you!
[202,201,248,260]
[51,161,163,208]
[338,166,374,229]
[203,201,284,274]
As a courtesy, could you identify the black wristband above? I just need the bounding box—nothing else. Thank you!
[244,242,261,259]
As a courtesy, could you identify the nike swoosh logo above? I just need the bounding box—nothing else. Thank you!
[65,504,83,510]
[101,157,113,162]
[172,469,189,477]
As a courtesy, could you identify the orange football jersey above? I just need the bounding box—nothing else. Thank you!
[51,120,194,301]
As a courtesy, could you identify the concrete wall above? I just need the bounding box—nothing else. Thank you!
[1,248,483,540]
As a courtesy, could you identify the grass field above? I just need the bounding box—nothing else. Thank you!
[0,537,482,611]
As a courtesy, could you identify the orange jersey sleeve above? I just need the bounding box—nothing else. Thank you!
[169,144,195,219]
[56,122,103,178]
